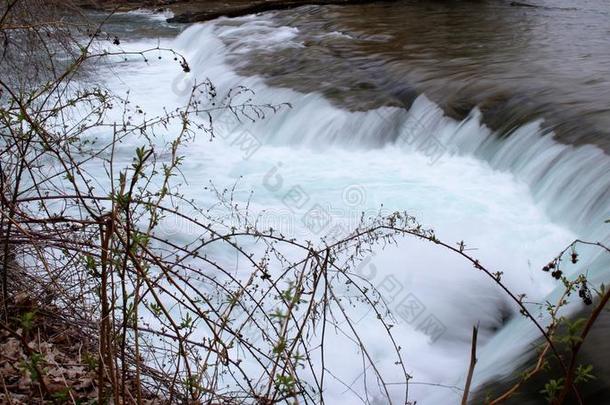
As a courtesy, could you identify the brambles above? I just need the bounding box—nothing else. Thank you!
[1,1,610,404]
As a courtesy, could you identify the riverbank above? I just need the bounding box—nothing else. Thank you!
[78,0,400,23]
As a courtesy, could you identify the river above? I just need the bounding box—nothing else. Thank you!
[89,2,610,403]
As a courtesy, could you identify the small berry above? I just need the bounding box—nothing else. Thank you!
[579,281,593,305]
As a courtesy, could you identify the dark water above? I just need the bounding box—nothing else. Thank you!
[88,10,183,39]
[221,0,610,151]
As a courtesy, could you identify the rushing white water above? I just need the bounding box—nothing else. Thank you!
[92,13,609,404]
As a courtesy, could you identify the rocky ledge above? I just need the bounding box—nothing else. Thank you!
[78,0,399,23]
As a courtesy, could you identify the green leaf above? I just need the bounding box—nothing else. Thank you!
[575,364,596,384]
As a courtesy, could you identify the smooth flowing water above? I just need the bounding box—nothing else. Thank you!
[92,3,610,403]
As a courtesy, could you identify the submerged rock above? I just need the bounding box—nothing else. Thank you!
[473,307,610,404]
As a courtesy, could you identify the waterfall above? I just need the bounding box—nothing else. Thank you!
[174,18,609,241]
[100,13,610,403]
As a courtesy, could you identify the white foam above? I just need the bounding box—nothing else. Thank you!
[85,16,609,404]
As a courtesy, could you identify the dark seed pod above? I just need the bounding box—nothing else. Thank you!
[579,281,593,305]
